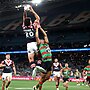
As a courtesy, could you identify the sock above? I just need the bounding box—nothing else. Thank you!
[36,66,46,73]
[6,82,11,88]
[39,81,43,90]
[32,67,37,77]
[2,86,4,90]
[56,85,58,88]
[36,84,39,89]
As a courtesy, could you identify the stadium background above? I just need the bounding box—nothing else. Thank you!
[0,0,90,90]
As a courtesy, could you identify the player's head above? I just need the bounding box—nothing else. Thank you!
[65,63,68,67]
[88,59,90,65]
[54,58,58,63]
[24,17,32,26]
[5,54,10,60]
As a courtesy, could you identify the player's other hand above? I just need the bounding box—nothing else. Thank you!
[0,64,6,68]
[14,72,16,76]
[29,5,34,12]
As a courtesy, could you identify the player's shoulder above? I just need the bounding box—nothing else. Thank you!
[68,67,71,70]
[10,59,14,63]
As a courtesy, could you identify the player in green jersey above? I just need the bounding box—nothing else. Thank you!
[61,63,71,90]
[83,59,90,87]
[33,25,52,90]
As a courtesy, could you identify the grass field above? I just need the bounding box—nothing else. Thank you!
[0,80,90,90]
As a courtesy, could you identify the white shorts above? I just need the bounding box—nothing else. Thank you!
[27,42,37,54]
[53,71,61,77]
[2,73,12,81]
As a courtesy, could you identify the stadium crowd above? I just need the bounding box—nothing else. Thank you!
[0,42,90,76]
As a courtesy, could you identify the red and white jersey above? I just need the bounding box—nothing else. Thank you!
[1,59,14,73]
[53,62,61,71]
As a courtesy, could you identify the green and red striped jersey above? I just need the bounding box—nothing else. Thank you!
[38,43,52,62]
[84,65,90,77]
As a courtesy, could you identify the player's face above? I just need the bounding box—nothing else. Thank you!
[40,39,44,44]
[54,59,58,63]
[65,63,68,67]
[6,54,10,60]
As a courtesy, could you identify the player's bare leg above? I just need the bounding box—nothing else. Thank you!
[6,81,11,90]
[63,81,68,90]
[54,76,60,90]
[34,71,51,90]
[2,80,6,90]
[6,76,11,90]
[28,53,35,63]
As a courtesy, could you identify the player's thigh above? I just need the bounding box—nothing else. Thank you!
[2,73,7,81]
[56,72,60,77]
[7,73,12,82]
[40,73,46,81]
[28,53,34,59]
[45,71,52,80]
[27,42,37,53]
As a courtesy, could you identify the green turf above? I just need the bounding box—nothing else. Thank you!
[0,80,90,90]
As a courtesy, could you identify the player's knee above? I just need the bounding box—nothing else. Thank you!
[8,80,11,83]
[2,81,5,86]
[7,77,12,82]
[54,77,57,81]
[63,83,66,87]
[29,57,34,63]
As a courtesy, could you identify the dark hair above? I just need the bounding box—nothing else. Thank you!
[5,53,10,55]
[24,18,31,26]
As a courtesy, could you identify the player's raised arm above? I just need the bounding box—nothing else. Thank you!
[60,63,63,69]
[23,10,27,26]
[40,27,49,43]
[60,68,64,77]
[29,6,40,21]
[35,27,40,44]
